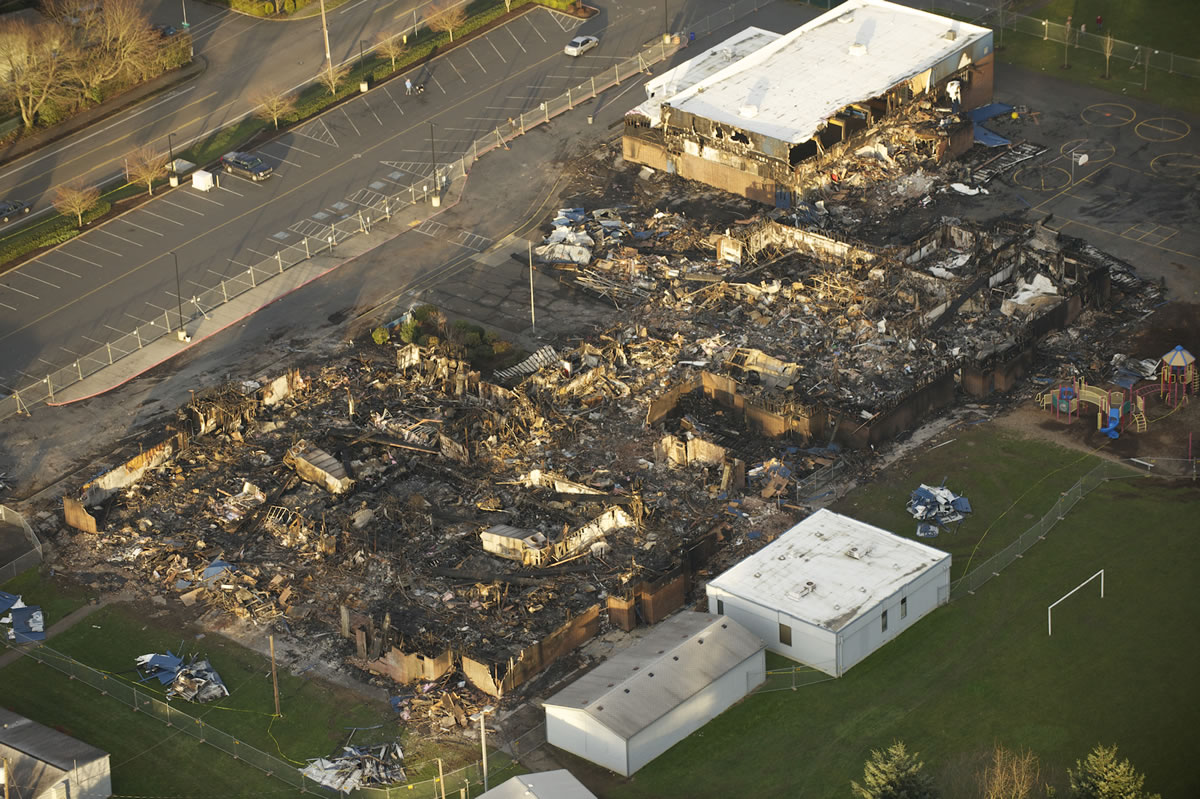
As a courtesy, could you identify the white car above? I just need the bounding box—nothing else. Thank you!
[564,35,599,57]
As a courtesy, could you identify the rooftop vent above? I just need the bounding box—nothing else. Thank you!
[943,29,958,41]
[738,104,759,119]
[838,12,854,24]
[846,546,863,559]
[848,42,868,57]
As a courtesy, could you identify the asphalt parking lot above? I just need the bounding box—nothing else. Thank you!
[0,4,649,392]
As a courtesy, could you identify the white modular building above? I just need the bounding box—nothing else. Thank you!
[479,769,597,799]
[544,612,764,776]
[0,707,112,799]
[706,509,950,676]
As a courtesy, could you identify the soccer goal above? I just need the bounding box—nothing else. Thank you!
[1047,569,1104,636]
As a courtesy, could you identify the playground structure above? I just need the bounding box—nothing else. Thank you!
[1037,345,1196,439]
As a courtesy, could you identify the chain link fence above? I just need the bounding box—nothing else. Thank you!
[755,664,836,693]
[950,459,1135,599]
[0,504,41,584]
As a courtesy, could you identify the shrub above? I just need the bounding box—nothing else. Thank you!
[0,200,111,266]
[398,319,420,344]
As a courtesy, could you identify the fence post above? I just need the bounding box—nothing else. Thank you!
[590,76,595,97]
[304,237,310,258]
[76,361,83,381]
[163,310,171,331]
[567,87,572,109]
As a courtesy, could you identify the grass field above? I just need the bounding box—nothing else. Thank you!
[0,603,399,796]
[1,566,92,625]
[1028,0,1199,56]
[593,430,1199,798]
[831,426,1101,583]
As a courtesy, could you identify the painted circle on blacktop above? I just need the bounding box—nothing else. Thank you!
[1059,139,1116,162]
[1013,165,1071,191]
[1150,152,1200,177]
[1135,117,1190,142]
[1080,103,1135,127]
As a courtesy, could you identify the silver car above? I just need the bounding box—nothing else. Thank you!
[564,35,599,57]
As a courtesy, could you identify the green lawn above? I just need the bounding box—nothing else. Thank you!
[1,565,92,626]
[831,427,1100,582]
[1028,0,1200,56]
[596,434,1199,798]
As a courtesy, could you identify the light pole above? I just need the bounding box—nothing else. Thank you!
[319,0,334,91]
[663,0,668,40]
[170,251,186,341]
[167,132,176,173]
[359,39,366,74]
[429,122,440,206]
[470,706,495,793]
[181,0,189,28]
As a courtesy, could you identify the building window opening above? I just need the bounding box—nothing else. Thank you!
[881,610,889,632]
[779,623,792,647]
[901,597,908,619]
[789,140,818,166]
[730,130,750,144]
[717,599,724,615]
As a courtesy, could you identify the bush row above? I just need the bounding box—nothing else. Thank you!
[0,201,112,265]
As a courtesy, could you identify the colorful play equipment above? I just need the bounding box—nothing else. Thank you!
[1037,344,1196,438]
[1159,345,1197,407]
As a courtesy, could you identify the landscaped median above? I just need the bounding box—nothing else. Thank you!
[0,0,592,274]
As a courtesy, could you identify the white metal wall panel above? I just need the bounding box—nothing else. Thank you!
[546,707,628,776]
[626,651,765,775]
[708,589,838,675]
[837,560,951,674]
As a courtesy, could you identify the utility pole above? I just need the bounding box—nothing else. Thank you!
[528,242,536,331]
[663,0,669,41]
[3,755,10,799]
[319,0,334,92]
[269,634,281,716]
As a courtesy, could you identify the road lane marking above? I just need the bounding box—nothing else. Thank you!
[339,0,370,13]
[97,229,142,246]
[160,199,205,215]
[120,219,164,237]
[137,209,185,226]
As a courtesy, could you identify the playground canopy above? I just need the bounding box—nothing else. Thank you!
[1161,345,1195,369]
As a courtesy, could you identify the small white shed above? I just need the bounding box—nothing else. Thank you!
[0,707,112,799]
[544,612,764,777]
[706,509,950,676]
[478,769,596,799]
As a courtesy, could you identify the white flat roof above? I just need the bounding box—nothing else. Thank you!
[544,612,763,740]
[479,770,597,799]
[632,27,783,126]
[661,0,991,144]
[708,509,949,632]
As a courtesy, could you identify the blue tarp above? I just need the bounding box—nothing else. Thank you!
[965,103,1015,123]
[8,606,45,642]
[973,124,1011,148]
[201,559,235,585]
[138,651,184,683]
[0,591,20,614]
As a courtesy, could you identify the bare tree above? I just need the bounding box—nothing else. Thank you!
[376,33,407,71]
[253,89,296,129]
[979,744,1044,799]
[53,180,100,226]
[0,19,76,129]
[1103,32,1115,79]
[49,0,157,98]
[125,144,164,195]
[318,64,349,96]
[426,0,467,43]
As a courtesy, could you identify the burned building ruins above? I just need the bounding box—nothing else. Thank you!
[623,0,994,205]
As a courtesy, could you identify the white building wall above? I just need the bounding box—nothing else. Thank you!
[545,707,628,776]
[707,590,837,675]
[625,650,765,775]
[836,559,951,675]
[70,756,112,799]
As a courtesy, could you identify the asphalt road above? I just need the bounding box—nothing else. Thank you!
[0,0,432,219]
[0,0,715,392]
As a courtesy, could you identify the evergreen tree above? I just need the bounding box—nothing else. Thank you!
[852,741,938,799]
[1067,745,1160,799]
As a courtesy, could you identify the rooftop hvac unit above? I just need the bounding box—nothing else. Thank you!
[943,30,958,41]
[846,546,863,559]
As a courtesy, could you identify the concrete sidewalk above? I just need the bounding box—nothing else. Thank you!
[0,597,112,670]
[49,178,471,405]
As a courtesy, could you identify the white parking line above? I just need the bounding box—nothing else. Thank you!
[188,192,225,206]
[78,240,122,256]
[245,248,273,259]
[432,75,446,94]
[161,198,205,216]
[383,86,404,114]
[448,59,468,84]
[278,141,322,157]
[525,16,547,43]
[273,155,304,168]
[218,184,245,197]
[506,27,527,53]
[58,250,102,267]
[121,219,164,237]
[97,229,142,246]
[35,260,81,279]
[59,346,81,357]
[0,299,15,312]
[3,283,38,299]
[341,107,362,137]
[466,47,485,72]
[488,39,505,62]
[16,271,59,288]
[138,209,185,226]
